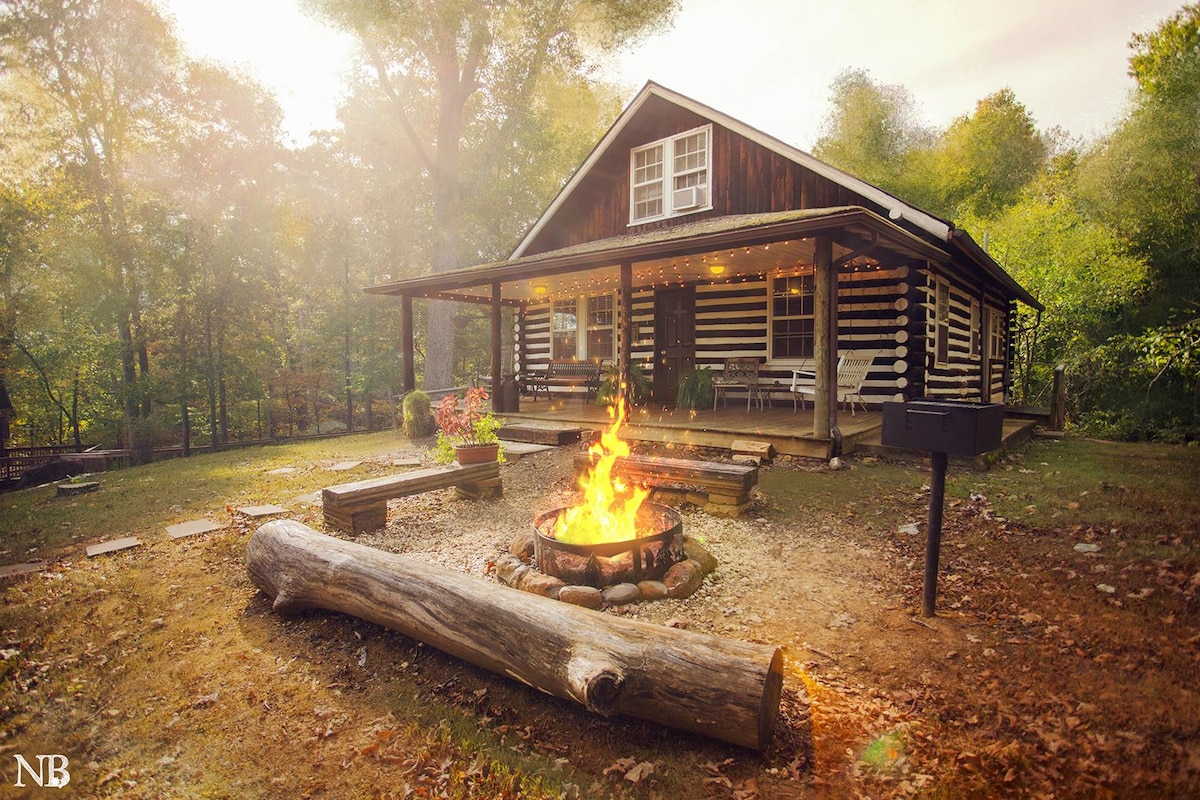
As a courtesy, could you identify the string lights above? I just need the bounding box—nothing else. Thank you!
[515,239,886,301]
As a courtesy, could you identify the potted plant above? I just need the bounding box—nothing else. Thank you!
[675,367,715,410]
[595,361,651,408]
[433,387,505,465]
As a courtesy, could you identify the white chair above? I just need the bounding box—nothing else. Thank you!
[792,351,877,415]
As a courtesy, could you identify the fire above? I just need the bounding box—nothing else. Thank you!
[553,392,651,545]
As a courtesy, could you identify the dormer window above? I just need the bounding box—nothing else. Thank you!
[629,124,712,225]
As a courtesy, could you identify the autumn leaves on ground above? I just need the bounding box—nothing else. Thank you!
[1,433,1198,798]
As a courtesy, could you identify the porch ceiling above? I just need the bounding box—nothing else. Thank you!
[363,206,951,305]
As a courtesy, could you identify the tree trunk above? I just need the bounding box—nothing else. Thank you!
[247,520,785,751]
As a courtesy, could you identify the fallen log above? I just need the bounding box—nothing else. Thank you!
[246,519,784,750]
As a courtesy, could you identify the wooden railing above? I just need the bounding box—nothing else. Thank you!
[1,444,94,482]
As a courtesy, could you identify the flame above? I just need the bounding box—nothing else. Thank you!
[553,392,651,545]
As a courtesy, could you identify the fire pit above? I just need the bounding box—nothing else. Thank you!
[534,502,683,588]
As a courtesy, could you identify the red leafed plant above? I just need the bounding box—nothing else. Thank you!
[433,388,503,458]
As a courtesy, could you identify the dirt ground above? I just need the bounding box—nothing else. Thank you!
[1,437,1198,798]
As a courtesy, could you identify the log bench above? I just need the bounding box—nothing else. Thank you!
[527,359,603,403]
[323,461,501,533]
[573,453,758,516]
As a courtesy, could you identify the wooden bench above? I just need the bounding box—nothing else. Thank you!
[528,359,602,403]
[573,453,758,517]
[322,462,501,533]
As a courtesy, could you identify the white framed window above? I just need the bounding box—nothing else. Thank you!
[551,297,578,359]
[934,279,951,367]
[629,124,712,225]
[969,299,981,358]
[585,294,615,361]
[769,273,816,361]
[550,293,616,361]
[987,307,1005,360]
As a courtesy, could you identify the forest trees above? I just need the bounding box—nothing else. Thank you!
[814,5,1199,438]
[0,0,661,453]
[1,0,185,459]
[305,0,679,390]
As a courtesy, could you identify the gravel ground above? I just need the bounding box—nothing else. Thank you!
[349,442,896,664]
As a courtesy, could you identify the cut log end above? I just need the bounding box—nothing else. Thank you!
[582,668,625,716]
[757,647,786,750]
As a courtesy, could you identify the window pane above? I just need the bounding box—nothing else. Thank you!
[771,274,815,359]
[587,294,613,327]
[552,299,577,332]
[772,318,814,358]
[552,331,577,359]
[586,328,613,360]
[633,182,663,220]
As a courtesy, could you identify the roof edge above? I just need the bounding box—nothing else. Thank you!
[949,228,1043,311]
[509,81,956,259]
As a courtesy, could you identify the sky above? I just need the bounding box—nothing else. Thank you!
[157,0,1186,150]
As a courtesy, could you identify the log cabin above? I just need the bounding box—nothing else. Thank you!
[365,82,1042,458]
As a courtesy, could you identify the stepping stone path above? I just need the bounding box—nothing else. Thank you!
[498,440,554,460]
[56,481,101,497]
[391,458,422,468]
[266,467,298,475]
[166,519,222,540]
[328,461,363,472]
[235,504,288,518]
[86,537,141,557]
[0,561,46,579]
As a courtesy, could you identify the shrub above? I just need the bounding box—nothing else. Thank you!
[401,391,436,439]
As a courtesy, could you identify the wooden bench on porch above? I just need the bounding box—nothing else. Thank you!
[572,453,758,517]
[527,359,603,403]
[323,462,501,534]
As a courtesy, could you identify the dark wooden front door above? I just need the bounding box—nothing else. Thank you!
[653,286,696,403]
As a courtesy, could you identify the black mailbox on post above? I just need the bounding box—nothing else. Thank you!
[881,400,1004,457]
[881,400,1005,617]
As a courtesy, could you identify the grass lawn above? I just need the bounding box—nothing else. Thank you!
[1,432,1198,798]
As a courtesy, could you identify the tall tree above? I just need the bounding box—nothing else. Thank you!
[813,67,934,205]
[0,0,181,458]
[1074,4,1200,434]
[306,0,679,390]
[933,88,1047,219]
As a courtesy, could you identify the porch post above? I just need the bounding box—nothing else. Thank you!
[813,236,836,441]
[620,262,633,397]
[400,294,415,393]
[490,281,503,411]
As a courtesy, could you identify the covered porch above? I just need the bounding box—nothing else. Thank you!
[367,207,958,455]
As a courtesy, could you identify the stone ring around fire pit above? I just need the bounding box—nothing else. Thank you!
[496,503,719,610]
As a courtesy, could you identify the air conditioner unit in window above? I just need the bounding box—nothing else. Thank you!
[672,185,704,210]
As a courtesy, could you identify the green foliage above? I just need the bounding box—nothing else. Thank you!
[934,89,1047,218]
[674,367,714,410]
[401,390,436,439]
[813,68,929,191]
[595,360,650,407]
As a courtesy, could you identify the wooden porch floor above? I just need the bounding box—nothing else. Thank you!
[503,397,883,460]
[503,397,1038,461]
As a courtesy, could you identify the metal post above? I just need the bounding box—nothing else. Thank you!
[923,450,948,617]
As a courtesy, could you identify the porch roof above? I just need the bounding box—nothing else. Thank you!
[363,205,1039,309]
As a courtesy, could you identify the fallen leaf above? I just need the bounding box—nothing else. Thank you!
[624,761,655,783]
